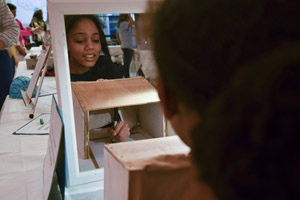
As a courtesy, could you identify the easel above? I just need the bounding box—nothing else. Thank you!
[21,45,52,118]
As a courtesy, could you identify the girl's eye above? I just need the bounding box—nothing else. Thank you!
[93,39,100,43]
[74,37,86,44]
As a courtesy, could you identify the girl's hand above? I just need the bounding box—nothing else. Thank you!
[109,121,130,142]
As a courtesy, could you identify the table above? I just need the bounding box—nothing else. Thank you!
[0,58,104,200]
[0,60,54,200]
[0,52,177,199]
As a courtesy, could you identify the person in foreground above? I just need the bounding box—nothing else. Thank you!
[65,15,129,142]
[148,0,300,199]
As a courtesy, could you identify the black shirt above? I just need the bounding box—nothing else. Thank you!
[70,55,123,82]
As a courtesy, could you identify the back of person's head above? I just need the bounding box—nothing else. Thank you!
[7,3,16,11]
[149,0,299,113]
[65,15,111,58]
[192,41,300,199]
[33,9,43,19]
[149,0,300,199]
[118,14,130,27]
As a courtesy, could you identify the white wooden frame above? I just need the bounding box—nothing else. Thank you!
[47,0,148,187]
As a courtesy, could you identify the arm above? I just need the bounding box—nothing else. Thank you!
[128,14,135,27]
[0,40,4,50]
[20,29,32,37]
[116,31,121,44]
[16,45,27,56]
[33,22,44,31]
[0,0,20,50]
[17,19,32,36]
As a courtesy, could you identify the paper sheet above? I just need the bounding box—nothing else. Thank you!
[13,113,50,135]
[39,77,57,97]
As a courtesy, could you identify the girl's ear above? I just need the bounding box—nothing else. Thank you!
[156,77,177,119]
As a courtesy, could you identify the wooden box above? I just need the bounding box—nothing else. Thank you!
[104,136,191,200]
[26,56,54,69]
[72,77,165,161]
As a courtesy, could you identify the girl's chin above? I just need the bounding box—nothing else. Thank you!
[85,64,95,68]
[83,62,97,68]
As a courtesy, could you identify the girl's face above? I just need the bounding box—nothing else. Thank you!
[67,18,101,74]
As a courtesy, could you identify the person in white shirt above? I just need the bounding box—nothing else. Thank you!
[116,14,135,78]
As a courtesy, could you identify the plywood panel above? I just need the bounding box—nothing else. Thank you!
[104,136,190,170]
[104,136,191,200]
[104,146,129,200]
[89,109,114,130]
[72,77,159,111]
[137,103,164,138]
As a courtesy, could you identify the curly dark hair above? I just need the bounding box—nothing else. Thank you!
[33,9,43,20]
[64,15,111,58]
[150,0,299,112]
[192,42,300,199]
[149,0,300,199]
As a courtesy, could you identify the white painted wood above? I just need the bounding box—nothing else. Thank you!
[43,97,63,200]
[47,0,149,188]
[24,45,51,105]
[47,0,147,14]
[29,46,52,118]
[72,90,85,159]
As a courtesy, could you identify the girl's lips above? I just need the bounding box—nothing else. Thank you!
[83,54,96,61]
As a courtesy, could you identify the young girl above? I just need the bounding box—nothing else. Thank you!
[65,15,123,82]
[65,15,129,142]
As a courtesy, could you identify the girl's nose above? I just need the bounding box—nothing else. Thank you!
[85,40,94,50]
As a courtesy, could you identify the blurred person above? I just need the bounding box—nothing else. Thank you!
[30,8,46,46]
[0,0,19,111]
[193,43,300,200]
[148,0,300,199]
[116,14,135,78]
[7,3,32,58]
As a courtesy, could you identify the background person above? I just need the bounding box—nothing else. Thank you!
[0,0,19,111]
[30,8,46,46]
[7,3,32,58]
[116,14,135,78]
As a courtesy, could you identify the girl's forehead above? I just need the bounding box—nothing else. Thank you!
[75,18,95,27]
[71,18,99,33]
